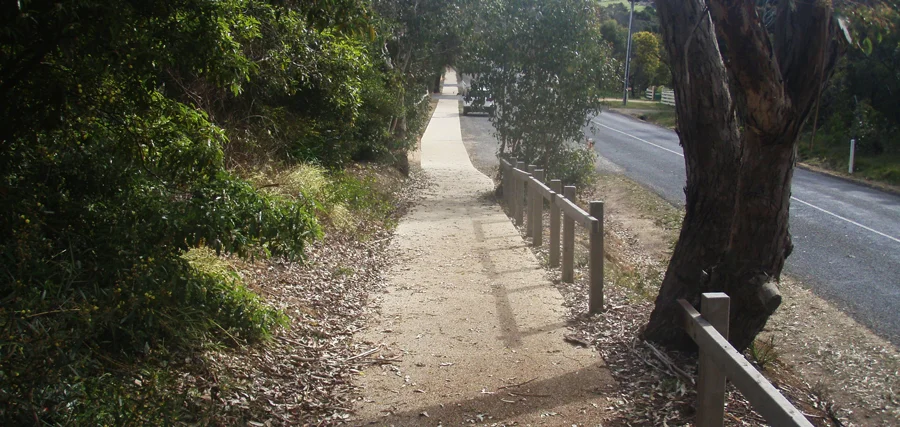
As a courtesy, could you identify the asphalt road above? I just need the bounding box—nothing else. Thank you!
[585,111,900,345]
[459,110,500,176]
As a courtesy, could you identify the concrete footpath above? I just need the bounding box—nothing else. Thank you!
[354,69,616,426]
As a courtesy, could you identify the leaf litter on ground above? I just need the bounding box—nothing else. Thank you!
[170,165,429,425]
[514,183,845,426]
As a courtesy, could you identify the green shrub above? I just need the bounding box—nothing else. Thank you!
[0,1,319,422]
[258,164,397,232]
[747,335,779,370]
[547,144,598,187]
[40,367,184,426]
[0,0,435,422]
[327,170,396,224]
[472,0,616,187]
[851,101,895,155]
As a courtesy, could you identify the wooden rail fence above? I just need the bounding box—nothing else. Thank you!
[498,160,812,427]
[500,159,604,314]
[680,293,814,427]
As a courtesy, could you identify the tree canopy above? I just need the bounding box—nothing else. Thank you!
[0,0,456,422]
[630,31,663,94]
[460,0,618,184]
[812,4,900,159]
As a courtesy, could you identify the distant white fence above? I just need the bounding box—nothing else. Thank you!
[645,87,654,100]
[662,88,676,106]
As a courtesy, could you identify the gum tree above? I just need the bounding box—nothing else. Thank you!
[630,31,662,96]
[644,0,848,350]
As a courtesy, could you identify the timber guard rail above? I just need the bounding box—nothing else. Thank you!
[499,158,814,427]
[500,158,604,313]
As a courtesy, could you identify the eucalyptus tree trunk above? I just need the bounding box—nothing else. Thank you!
[642,0,740,350]
[704,0,845,351]
[644,0,845,351]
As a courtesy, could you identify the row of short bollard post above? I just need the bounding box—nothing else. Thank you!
[501,159,604,314]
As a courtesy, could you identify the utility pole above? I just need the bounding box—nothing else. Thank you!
[622,0,635,106]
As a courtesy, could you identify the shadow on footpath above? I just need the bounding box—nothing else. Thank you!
[353,360,616,426]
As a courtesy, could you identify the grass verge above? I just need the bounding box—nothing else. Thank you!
[798,132,900,189]
[599,98,677,130]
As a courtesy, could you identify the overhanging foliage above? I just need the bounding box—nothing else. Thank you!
[459,0,618,185]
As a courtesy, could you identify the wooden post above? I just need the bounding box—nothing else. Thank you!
[506,158,516,210]
[697,293,730,427]
[549,180,562,267]
[532,170,545,247]
[501,161,506,208]
[589,201,604,314]
[515,161,526,226]
[679,298,813,426]
[562,186,576,283]
[526,165,536,237]
[502,161,508,209]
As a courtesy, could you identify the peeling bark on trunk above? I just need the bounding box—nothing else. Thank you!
[712,131,796,350]
[645,0,845,351]
[642,0,740,349]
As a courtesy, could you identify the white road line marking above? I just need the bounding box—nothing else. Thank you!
[790,197,900,244]
[593,119,900,244]
[594,121,684,157]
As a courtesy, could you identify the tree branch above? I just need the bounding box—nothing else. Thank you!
[774,0,847,119]
[707,0,789,137]
[709,0,847,138]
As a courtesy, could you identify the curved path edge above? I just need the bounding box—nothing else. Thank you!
[353,69,617,426]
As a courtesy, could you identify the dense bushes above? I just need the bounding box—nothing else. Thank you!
[459,0,616,186]
[799,4,900,184]
[0,0,446,422]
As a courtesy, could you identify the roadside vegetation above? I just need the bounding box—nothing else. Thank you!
[458,0,619,186]
[4,0,898,423]
[1,0,452,423]
[599,1,900,188]
[597,0,651,13]
[795,6,900,187]
[602,98,677,129]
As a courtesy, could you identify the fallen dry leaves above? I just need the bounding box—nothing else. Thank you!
[162,154,890,426]
[168,165,428,426]
[518,187,839,426]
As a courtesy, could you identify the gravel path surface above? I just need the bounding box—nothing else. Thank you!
[354,70,617,426]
